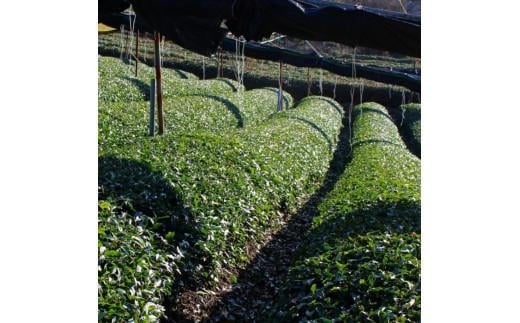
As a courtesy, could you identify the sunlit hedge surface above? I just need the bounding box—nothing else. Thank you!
[98,88,293,144]
[269,102,421,322]
[99,96,342,278]
[99,83,343,320]
[98,56,244,102]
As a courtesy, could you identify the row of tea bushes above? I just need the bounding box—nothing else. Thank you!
[98,87,293,148]
[398,103,421,157]
[269,102,421,322]
[98,56,243,102]
[98,96,344,312]
[181,96,345,279]
[233,96,344,213]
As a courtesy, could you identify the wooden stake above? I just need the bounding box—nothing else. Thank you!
[150,79,156,136]
[135,30,140,77]
[154,31,164,135]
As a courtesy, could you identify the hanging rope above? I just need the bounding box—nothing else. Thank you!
[235,38,240,84]
[233,37,246,87]
[400,104,406,127]
[241,39,246,86]
[119,25,125,61]
[128,10,136,62]
[400,88,407,126]
[160,35,166,68]
[351,47,360,117]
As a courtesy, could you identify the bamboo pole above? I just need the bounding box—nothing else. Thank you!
[150,79,156,136]
[154,31,164,135]
[135,30,139,77]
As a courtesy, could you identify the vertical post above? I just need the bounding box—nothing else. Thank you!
[135,30,140,77]
[307,67,311,96]
[154,31,165,135]
[277,61,283,112]
[161,35,166,68]
[279,61,283,89]
[124,27,130,59]
[150,79,156,136]
[202,57,206,80]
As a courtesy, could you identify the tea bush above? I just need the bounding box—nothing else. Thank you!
[98,200,182,322]
[98,88,293,144]
[98,56,243,103]
[269,102,421,322]
[100,96,342,281]
[99,68,344,321]
[396,103,421,157]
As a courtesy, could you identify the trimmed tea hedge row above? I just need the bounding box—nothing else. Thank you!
[234,96,344,213]
[98,56,243,102]
[179,96,345,277]
[98,199,182,322]
[98,87,293,147]
[269,102,420,322]
[98,96,343,303]
[397,103,421,157]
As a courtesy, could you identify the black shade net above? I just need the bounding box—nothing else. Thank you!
[100,0,420,57]
[99,0,420,91]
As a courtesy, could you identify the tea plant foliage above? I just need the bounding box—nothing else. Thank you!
[98,200,182,322]
[396,103,421,157]
[269,102,421,322]
[98,54,345,321]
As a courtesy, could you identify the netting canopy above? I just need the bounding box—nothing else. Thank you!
[99,0,420,91]
[100,0,420,57]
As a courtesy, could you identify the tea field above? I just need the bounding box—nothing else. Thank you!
[98,51,420,322]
